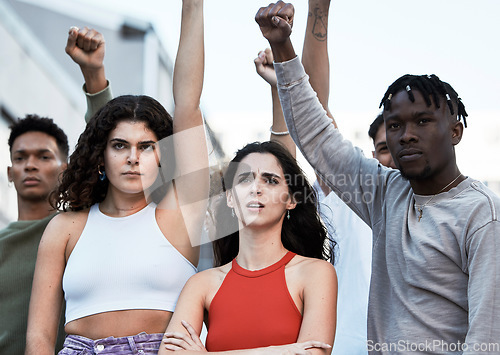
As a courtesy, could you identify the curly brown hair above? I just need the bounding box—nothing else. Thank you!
[54,95,173,211]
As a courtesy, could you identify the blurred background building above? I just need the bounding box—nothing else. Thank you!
[0,0,223,230]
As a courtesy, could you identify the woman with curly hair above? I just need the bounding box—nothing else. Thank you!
[25,1,207,354]
[160,141,337,355]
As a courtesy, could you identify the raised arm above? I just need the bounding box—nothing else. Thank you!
[65,26,112,122]
[255,2,297,63]
[254,48,296,157]
[302,0,336,195]
[164,0,208,257]
[257,1,335,195]
[254,1,334,157]
[302,0,334,124]
[257,2,384,223]
[173,0,204,131]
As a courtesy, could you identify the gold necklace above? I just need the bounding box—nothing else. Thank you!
[416,173,462,222]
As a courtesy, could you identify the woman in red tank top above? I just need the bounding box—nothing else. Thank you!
[160,141,338,355]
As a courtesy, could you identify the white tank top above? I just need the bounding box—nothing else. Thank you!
[62,203,197,324]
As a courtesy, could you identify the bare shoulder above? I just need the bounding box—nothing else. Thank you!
[43,210,90,257]
[44,210,87,238]
[289,255,337,281]
[179,264,230,309]
[187,263,231,289]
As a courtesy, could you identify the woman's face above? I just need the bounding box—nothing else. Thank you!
[227,152,296,229]
[102,120,160,195]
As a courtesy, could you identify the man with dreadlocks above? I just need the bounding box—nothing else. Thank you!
[256,2,500,353]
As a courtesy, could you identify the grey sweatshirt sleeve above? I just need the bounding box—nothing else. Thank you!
[464,216,500,352]
[274,56,394,227]
[83,82,113,123]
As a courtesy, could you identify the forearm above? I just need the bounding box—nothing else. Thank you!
[173,0,204,130]
[162,348,261,355]
[25,302,62,355]
[168,0,208,247]
[162,344,327,355]
[25,294,63,355]
[270,86,296,157]
[25,218,67,355]
[275,56,384,222]
[81,66,107,94]
[269,38,296,63]
[25,333,57,355]
[84,82,113,123]
[274,56,339,182]
[302,0,335,124]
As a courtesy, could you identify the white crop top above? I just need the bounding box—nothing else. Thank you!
[62,203,197,324]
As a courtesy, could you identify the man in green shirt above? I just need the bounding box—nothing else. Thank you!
[0,115,69,354]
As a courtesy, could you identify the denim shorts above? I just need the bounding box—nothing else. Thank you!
[58,332,163,355]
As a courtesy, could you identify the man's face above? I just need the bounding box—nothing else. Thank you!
[372,124,396,169]
[7,131,67,203]
[383,90,462,180]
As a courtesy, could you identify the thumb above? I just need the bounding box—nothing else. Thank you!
[254,51,265,65]
[271,15,292,36]
[263,48,274,64]
[65,26,79,53]
[271,15,280,27]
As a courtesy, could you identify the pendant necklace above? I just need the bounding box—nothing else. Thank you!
[416,173,462,222]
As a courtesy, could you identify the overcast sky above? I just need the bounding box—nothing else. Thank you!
[45,0,500,182]
[64,0,499,112]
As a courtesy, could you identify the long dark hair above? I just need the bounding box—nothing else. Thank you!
[212,141,334,266]
[54,95,174,211]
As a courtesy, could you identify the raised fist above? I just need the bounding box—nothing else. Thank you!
[255,1,294,45]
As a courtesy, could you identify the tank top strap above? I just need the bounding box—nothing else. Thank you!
[231,251,296,278]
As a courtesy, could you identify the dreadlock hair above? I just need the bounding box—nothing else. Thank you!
[212,141,334,267]
[379,74,468,128]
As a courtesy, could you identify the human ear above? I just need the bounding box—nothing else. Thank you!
[286,194,297,211]
[7,166,12,182]
[451,121,464,145]
[226,190,234,209]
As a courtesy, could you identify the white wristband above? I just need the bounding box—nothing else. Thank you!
[270,126,289,136]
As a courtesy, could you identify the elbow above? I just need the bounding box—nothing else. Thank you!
[25,330,56,355]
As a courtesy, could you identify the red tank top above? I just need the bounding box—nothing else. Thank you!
[205,251,302,351]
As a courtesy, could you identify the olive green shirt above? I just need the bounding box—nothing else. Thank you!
[0,215,65,354]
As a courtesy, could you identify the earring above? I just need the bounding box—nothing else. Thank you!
[98,166,106,181]
[8,180,13,188]
[287,210,290,220]
[231,208,235,217]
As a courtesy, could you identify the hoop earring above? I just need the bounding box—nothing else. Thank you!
[98,165,106,181]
